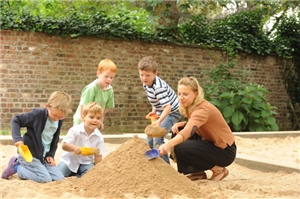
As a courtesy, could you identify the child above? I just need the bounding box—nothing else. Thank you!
[1,91,73,182]
[138,56,181,164]
[58,102,105,178]
[73,58,117,130]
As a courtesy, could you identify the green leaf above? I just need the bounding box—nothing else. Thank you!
[261,110,271,117]
[266,116,276,124]
[242,115,248,124]
[219,92,231,98]
[270,123,279,131]
[210,98,221,107]
[231,110,244,126]
[232,124,242,131]
[223,106,235,118]
[242,97,252,104]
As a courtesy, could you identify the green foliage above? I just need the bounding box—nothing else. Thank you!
[0,0,297,59]
[0,128,26,135]
[0,130,11,135]
[212,9,273,55]
[0,0,156,38]
[178,15,212,45]
[272,11,300,121]
[179,9,274,55]
[273,13,300,58]
[202,62,279,132]
[177,0,226,15]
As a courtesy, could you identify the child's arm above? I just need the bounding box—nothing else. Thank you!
[154,104,171,127]
[11,111,37,143]
[146,106,157,119]
[99,108,108,130]
[61,142,81,155]
[11,109,44,144]
[78,105,84,123]
[151,106,156,114]
[94,155,102,165]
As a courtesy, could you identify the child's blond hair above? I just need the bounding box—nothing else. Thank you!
[138,56,157,73]
[47,91,72,114]
[82,102,103,117]
[97,59,117,74]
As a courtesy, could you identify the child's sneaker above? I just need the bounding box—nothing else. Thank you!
[1,156,19,179]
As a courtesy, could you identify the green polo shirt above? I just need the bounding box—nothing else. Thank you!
[73,80,114,125]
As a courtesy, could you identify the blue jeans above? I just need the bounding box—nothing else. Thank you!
[17,154,64,183]
[57,161,94,178]
[146,110,182,164]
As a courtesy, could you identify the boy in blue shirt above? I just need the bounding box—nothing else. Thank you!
[138,56,181,164]
[1,91,73,182]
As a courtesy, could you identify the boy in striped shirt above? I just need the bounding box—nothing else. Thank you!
[138,56,181,164]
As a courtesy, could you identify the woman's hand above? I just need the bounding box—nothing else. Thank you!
[158,143,171,156]
[171,122,186,134]
[159,134,184,156]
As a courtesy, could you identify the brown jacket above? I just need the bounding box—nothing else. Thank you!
[179,100,234,149]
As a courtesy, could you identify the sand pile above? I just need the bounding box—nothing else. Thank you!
[1,136,300,198]
[76,136,202,199]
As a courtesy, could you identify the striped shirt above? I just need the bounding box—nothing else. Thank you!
[143,76,179,115]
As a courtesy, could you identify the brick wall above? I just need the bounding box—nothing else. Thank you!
[0,30,292,134]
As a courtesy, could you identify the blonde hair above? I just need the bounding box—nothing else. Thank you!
[82,102,103,117]
[138,56,157,73]
[47,91,72,114]
[178,76,204,117]
[97,59,117,74]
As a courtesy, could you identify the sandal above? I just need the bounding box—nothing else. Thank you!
[186,171,207,181]
[211,168,229,181]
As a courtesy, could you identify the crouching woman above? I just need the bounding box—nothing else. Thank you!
[158,76,236,181]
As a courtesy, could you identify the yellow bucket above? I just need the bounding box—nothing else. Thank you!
[18,144,33,162]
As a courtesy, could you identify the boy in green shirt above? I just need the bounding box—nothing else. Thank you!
[73,59,117,130]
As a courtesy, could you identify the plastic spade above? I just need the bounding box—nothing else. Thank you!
[80,147,100,156]
[18,144,33,162]
[144,149,160,160]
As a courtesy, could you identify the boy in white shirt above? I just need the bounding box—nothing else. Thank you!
[58,102,105,177]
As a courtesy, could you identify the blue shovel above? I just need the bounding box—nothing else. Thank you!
[144,148,160,160]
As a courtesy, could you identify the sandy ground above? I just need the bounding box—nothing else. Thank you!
[0,135,299,199]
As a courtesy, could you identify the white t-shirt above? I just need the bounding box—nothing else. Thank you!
[60,123,105,172]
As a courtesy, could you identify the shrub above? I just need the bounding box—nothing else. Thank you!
[202,62,279,132]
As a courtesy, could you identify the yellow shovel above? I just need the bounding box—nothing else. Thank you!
[18,144,33,162]
[79,147,100,156]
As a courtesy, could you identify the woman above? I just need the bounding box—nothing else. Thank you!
[158,76,236,181]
